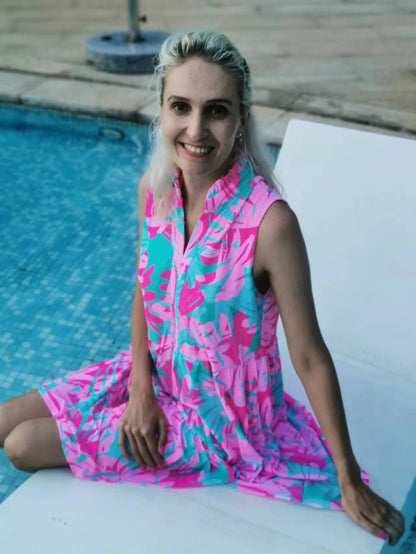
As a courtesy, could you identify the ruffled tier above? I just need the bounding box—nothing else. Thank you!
[39,350,368,511]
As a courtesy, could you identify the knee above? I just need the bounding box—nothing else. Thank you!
[0,403,14,447]
[4,422,36,473]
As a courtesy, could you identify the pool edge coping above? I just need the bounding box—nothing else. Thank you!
[1,70,415,146]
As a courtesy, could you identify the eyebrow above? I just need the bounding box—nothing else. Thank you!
[167,95,233,106]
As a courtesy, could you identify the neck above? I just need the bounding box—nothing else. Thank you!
[179,154,239,210]
[179,173,210,213]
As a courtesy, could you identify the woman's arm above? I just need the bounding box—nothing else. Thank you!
[129,279,154,395]
[118,172,168,470]
[255,200,404,545]
[129,171,154,395]
[257,202,357,479]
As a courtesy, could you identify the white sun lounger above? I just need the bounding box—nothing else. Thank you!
[1,120,415,554]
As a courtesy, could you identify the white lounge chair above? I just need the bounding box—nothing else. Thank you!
[1,120,415,554]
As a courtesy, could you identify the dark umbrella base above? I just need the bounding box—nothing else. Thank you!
[86,30,170,74]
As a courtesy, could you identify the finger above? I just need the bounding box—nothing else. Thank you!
[384,514,405,547]
[371,494,401,523]
[370,511,397,545]
[125,430,147,469]
[389,506,405,530]
[368,500,404,544]
[135,432,158,469]
[142,429,163,468]
[157,419,169,456]
[145,425,165,467]
[358,510,386,538]
[359,509,399,546]
[145,439,164,468]
[118,426,130,461]
[384,511,405,545]
[376,496,403,524]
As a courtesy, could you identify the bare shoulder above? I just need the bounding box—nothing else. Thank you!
[258,200,301,242]
[256,200,305,271]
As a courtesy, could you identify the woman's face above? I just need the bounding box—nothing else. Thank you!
[160,57,245,187]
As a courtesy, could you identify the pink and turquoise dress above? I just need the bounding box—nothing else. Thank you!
[39,155,369,510]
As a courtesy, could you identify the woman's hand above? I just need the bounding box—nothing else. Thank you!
[118,388,169,470]
[340,478,405,546]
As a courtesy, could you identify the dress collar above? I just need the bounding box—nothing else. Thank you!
[171,154,252,213]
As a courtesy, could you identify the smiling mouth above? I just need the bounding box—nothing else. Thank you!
[180,143,214,155]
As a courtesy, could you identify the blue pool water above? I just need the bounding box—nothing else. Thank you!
[0,104,151,503]
[0,104,279,505]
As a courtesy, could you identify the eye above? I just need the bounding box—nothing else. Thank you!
[207,105,229,119]
[171,102,189,114]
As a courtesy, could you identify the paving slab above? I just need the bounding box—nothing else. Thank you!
[19,78,153,120]
[64,64,153,89]
[0,0,416,138]
[0,71,45,102]
[0,55,71,76]
[251,105,287,143]
[265,110,414,145]
[289,94,416,133]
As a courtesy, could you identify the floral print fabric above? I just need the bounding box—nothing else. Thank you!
[39,156,369,509]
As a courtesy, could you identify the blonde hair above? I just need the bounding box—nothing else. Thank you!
[147,30,281,216]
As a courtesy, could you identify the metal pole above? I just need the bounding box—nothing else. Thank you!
[128,0,141,42]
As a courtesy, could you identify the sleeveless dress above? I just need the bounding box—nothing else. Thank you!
[38,155,369,510]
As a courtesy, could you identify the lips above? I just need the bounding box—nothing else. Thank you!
[179,142,214,157]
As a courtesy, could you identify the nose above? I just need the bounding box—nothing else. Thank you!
[187,110,208,142]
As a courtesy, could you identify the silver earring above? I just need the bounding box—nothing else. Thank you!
[238,132,244,143]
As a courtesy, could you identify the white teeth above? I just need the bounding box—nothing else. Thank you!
[183,143,211,154]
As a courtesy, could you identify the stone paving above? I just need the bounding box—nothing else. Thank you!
[1,0,416,143]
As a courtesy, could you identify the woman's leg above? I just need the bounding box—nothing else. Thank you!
[0,389,68,471]
[0,390,51,447]
[4,417,68,472]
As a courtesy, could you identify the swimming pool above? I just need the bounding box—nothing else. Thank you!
[0,104,151,503]
[0,104,279,504]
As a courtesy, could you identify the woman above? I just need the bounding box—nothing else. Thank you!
[0,30,404,545]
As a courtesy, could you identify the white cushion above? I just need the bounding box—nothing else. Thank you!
[275,120,416,381]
